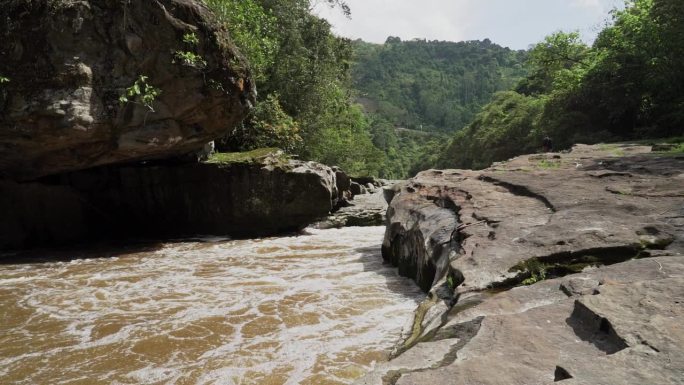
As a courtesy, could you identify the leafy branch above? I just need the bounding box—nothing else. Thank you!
[173,51,207,68]
[173,32,207,69]
[119,75,161,112]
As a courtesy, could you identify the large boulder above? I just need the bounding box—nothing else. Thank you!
[0,0,255,180]
[0,151,338,250]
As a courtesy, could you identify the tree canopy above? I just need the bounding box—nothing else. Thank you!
[437,0,684,170]
[205,0,683,177]
[352,38,527,133]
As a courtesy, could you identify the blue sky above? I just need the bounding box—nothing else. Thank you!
[314,0,625,49]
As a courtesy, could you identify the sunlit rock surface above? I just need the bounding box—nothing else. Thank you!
[362,144,684,385]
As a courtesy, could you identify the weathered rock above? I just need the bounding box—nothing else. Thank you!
[352,176,380,187]
[373,144,684,384]
[353,338,461,385]
[391,257,684,385]
[0,153,337,250]
[315,188,389,229]
[331,166,352,210]
[333,166,352,193]
[383,144,683,292]
[350,181,366,195]
[0,0,255,180]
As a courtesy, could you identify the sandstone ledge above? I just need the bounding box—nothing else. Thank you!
[0,152,340,250]
[361,144,684,385]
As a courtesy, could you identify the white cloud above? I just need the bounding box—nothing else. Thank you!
[570,0,604,13]
[315,0,622,49]
[314,0,473,43]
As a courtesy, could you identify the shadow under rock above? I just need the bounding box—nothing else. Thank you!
[582,154,684,177]
[354,244,426,299]
[0,238,170,265]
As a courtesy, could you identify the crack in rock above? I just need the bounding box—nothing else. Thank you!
[478,175,557,212]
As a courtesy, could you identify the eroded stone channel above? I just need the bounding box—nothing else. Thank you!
[0,227,424,385]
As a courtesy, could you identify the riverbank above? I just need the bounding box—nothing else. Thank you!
[360,143,684,384]
[0,149,353,251]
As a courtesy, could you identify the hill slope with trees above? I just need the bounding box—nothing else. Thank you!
[352,38,527,133]
[203,0,531,178]
[436,0,684,170]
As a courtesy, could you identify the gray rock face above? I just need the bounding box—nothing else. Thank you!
[388,257,684,385]
[0,0,255,180]
[0,156,337,250]
[367,144,684,385]
[316,189,389,229]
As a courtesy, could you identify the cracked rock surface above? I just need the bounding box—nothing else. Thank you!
[366,144,684,385]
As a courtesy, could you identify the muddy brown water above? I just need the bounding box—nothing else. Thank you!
[0,226,423,385]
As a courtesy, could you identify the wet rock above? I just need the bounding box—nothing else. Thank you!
[353,338,461,385]
[0,0,254,180]
[0,154,337,250]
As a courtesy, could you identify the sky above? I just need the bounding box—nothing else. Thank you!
[313,0,625,50]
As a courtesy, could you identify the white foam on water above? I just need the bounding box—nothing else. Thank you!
[0,226,424,384]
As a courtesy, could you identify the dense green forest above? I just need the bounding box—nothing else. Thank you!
[203,0,457,178]
[436,0,684,170]
[202,0,529,178]
[352,38,527,133]
[206,0,683,177]
[204,0,386,177]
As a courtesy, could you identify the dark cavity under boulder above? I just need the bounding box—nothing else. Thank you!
[0,155,338,250]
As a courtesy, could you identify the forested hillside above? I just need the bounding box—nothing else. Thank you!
[202,0,682,178]
[352,38,527,133]
[201,0,454,178]
[203,0,389,177]
[436,0,684,170]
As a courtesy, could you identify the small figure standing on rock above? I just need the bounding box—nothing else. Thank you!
[542,136,553,152]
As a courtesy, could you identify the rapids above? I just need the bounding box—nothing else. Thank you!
[0,226,423,385]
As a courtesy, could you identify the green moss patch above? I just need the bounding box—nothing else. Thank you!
[206,148,287,165]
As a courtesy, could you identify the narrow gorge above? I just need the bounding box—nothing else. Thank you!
[1,0,683,384]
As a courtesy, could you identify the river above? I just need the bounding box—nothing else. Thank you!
[0,226,423,385]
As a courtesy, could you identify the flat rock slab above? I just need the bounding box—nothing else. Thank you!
[383,144,683,291]
[393,257,684,385]
[376,144,684,385]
